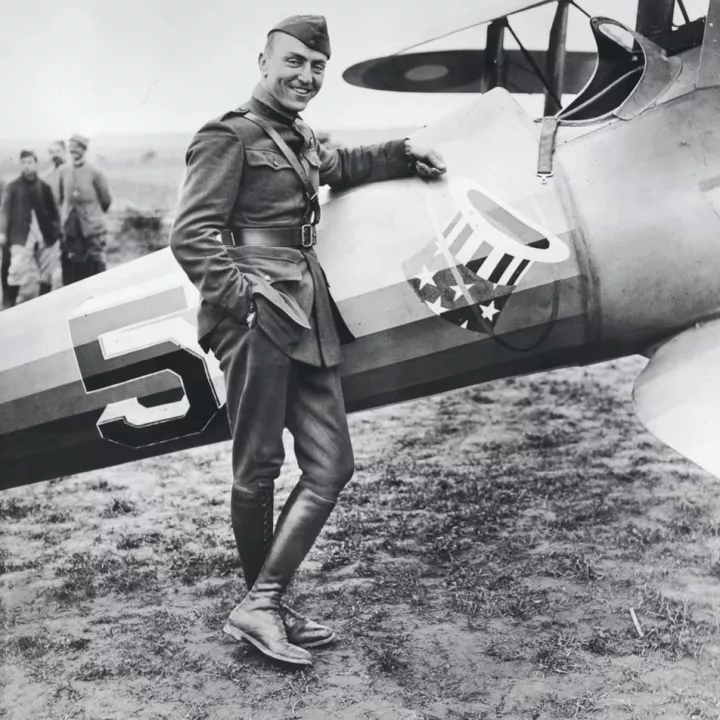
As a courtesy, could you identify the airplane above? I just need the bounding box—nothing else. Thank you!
[2,0,720,492]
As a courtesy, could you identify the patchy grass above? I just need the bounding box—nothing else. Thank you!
[167,546,239,586]
[100,497,137,517]
[46,551,160,603]
[0,498,42,521]
[364,629,411,678]
[2,359,720,718]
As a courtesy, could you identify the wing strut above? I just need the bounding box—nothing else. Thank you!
[635,0,675,42]
[506,20,562,107]
[544,0,571,115]
[482,19,508,91]
[699,0,720,88]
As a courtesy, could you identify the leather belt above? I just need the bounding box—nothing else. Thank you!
[223,225,317,249]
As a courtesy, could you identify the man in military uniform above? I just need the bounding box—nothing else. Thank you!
[58,134,112,285]
[170,15,446,667]
[0,150,60,306]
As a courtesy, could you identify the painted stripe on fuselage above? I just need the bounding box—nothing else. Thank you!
[0,306,200,406]
[0,311,588,491]
[0,275,584,434]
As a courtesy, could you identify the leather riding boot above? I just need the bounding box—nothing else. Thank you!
[231,486,336,649]
[230,485,274,591]
[223,484,336,666]
[281,603,337,648]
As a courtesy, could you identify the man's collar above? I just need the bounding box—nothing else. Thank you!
[251,84,299,124]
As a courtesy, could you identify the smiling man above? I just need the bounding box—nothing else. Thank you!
[170,14,446,667]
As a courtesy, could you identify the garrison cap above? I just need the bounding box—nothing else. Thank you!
[70,133,89,148]
[268,15,331,58]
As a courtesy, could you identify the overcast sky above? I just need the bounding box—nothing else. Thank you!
[0,0,709,139]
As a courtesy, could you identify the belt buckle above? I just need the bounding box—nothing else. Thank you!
[301,224,316,248]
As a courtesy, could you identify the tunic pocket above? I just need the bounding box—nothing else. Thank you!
[245,147,293,171]
[303,149,320,189]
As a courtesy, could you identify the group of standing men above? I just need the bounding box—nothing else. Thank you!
[0,134,112,308]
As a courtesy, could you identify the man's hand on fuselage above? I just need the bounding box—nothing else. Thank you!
[404,139,447,179]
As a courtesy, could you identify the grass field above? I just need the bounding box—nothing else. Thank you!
[2,149,720,719]
[2,357,719,719]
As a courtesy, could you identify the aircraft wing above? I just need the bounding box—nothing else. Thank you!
[392,0,554,53]
[633,319,720,480]
[343,49,596,94]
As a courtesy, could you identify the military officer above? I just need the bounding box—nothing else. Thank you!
[170,14,446,667]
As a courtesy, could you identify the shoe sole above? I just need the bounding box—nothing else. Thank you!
[297,633,337,649]
[223,621,313,667]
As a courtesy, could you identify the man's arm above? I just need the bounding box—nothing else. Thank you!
[317,137,446,190]
[317,139,414,190]
[170,121,253,325]
[92,168,112,213]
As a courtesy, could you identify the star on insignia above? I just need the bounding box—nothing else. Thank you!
[480,301,500,321]
[450,281,474,301]
[425,297,446,316]
[434,235,454,256]
[416,265,436,290]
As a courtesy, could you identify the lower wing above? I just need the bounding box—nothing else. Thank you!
[634,318,720,480]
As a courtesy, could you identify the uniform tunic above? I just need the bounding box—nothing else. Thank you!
[0,175,60,291]
[170,84,415,497]
[58,160,112,263]
[171,84,415,367]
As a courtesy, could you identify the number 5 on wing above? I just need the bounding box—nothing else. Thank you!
[68,279,224,449]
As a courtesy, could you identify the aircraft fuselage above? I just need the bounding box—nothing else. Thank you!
[1,26,718,490]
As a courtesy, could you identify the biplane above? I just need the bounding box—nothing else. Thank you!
[2,0,720,490]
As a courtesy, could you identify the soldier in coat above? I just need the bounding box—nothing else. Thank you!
[0,150,61,307]
[170,14,446,667]
[58,134,112,285]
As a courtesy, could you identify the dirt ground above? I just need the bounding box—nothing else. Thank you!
[2,156,720,718]
[2,356,720,720]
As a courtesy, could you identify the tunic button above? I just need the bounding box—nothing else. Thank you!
[264,274,271,280]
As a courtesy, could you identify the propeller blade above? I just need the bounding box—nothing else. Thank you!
[342,49,596,94]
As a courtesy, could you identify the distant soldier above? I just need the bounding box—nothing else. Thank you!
[0,150,61,307]
[58,133,112,284]
[43,140,68,290]
[43,140,67,205]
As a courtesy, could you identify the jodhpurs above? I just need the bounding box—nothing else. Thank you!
[206,316,355,503]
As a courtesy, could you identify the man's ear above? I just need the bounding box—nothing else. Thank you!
[258,52,267,77]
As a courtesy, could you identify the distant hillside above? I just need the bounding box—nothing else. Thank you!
[0,126,416,180]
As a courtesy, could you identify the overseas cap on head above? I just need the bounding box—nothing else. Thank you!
[70,133,89,148]
[268,15,331,58]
